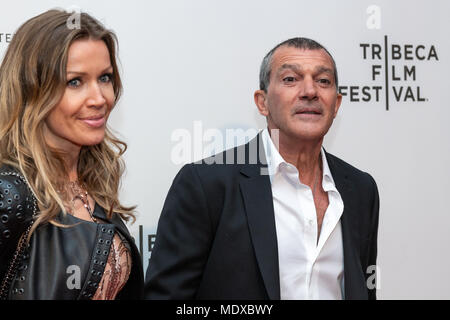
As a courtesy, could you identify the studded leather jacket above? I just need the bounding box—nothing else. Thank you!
[0,165,144,300]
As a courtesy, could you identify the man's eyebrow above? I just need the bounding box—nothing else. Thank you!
[315,66,334,76]
[276,63,302,75]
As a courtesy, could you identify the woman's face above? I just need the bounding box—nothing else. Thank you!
[43,39,115,153]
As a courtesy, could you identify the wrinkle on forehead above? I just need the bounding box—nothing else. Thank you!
[271,48,335,79]
[276,63,334,77]
[273,47,333,62]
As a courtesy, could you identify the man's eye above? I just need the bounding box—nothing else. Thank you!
[283,76,296,82]
[318,78,331,85]
[99,73,113,83]
[67,78,81,87]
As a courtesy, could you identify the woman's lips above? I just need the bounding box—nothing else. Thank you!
[81,116,106,128]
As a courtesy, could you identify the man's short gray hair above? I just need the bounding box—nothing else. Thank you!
[259,37,339,92]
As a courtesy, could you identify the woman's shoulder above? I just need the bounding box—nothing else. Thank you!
[0,162,35,212]
[0,162,22,176]
[0,162,35,262]
[0,163,33,197]
[0,163,26,190]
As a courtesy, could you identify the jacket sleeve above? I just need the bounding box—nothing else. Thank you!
[144,164,213,299]
[366,173,380,300]
[0,173,35,280]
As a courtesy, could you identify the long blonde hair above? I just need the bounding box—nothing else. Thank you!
[0,9,136,236]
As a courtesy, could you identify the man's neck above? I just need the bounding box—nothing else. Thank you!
[268,128,323,187]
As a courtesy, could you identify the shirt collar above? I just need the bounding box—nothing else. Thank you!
[261,128,285,181]
[261,128,337,191]
[320,146,337,192]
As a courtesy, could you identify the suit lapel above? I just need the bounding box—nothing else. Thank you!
[239,134,280,300]
[325,152,366,299]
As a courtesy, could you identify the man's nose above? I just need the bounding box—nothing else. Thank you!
[299,76,318,101]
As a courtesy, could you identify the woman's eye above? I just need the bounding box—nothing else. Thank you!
[100,73,113,83]
[67,78,81,87]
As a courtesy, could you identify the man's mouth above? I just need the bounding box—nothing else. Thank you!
[295,108,322,115]
[297,111,321,114]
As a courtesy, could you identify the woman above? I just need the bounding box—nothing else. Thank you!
[0,9,144,299]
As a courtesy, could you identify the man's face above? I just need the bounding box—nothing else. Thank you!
[255,46,342,142]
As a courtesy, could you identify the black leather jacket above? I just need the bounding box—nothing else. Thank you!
[0,165,144,299]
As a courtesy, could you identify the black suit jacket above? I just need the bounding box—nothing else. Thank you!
[145,134,379,300]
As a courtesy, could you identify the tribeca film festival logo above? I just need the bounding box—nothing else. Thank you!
[338,5,439,111]
[0,33,13,44]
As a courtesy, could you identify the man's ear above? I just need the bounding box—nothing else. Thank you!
[254,90,269,116]
[333,93,342,118]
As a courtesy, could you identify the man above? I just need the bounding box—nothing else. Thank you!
[145,37,379,300]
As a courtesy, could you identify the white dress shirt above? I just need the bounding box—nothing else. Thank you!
[261,129,345,300]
